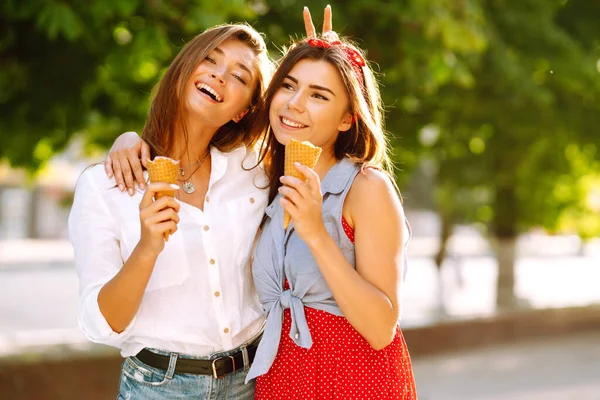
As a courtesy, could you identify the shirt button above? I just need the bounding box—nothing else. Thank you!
[224,328,230,334]
[249,197,255,204]
[205,196,210,203]
[204,225,210,231]
[294,333,299,340]
[214,291,220,297]
[209,259,216,265]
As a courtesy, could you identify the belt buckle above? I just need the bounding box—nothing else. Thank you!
[212,355,236,379]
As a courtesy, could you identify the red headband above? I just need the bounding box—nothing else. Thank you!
[307,38,366,91]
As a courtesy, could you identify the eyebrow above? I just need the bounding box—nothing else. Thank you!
[285,75,336,97]
[213,47,254,78]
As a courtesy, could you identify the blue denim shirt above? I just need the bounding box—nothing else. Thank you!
[246,158,409,382]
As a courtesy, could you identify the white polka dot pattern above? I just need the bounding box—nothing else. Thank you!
[254,306,417,399]
[255,218,417,399]
[341,216,355,243]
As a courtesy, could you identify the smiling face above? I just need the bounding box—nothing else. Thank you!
[269,59,353,152]
[184,39,258,129]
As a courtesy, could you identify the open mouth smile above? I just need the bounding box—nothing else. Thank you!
[195,82,223,102]
[280,116,308,129]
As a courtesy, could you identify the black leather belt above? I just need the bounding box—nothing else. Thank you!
[134,340,259,379]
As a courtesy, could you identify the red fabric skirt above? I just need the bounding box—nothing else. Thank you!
[254,306,417,399]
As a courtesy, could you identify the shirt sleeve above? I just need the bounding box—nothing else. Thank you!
[68,168,136,347]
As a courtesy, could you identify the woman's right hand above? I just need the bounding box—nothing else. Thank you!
[137,183,181,256]
[104,131,151,195]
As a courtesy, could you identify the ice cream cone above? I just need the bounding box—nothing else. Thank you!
[283,139,322,229]
[146,156,180,241]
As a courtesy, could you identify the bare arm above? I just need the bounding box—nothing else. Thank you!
[280,166,404,350]
[98,183,180,333]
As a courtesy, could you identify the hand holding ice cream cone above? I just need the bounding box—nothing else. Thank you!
[282,140,322,229]
[146,156,180,241]
[278,158,329,245]
[137,182,181,255]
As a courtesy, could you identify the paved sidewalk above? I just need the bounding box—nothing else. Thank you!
[413,330,600,400]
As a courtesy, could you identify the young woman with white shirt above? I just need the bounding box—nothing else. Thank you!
[70,9,337,400]
[70,23,271,399]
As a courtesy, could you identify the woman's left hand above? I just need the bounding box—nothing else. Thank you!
[279,162,328,244]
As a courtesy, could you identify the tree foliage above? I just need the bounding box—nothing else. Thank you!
[1,0,599,245]
[0,0,258,168]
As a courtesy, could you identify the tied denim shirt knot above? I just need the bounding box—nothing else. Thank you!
[246,283,313,382]
[246,250,312,382]
[279,289,292,308]
[274,287,311,348]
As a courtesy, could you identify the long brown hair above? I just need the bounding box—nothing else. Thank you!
[142,23,272,160]
[253,38,392,202]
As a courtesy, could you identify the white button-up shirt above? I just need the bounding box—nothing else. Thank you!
[69,146,268,357]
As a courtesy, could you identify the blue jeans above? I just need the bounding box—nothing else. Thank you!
[117,347,255,400]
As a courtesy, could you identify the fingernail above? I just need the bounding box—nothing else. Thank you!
[294,162,301,167]
[327,4,331,8]
[304,6,308,10]
[139,182,145,189]
[119,184,125,191]
[279,176,285,181]
[170,184,180,190]
[128,188,134,196]
[108,173,113,178]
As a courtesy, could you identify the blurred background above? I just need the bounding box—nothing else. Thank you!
[1,0,599,399]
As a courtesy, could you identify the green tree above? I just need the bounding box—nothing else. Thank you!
[0,0,257,169]
[412,0,600,307]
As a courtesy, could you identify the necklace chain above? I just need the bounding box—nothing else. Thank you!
[177,151,210,194]
[179,151,210,177]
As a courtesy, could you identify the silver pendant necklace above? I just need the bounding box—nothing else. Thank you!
[182,181,195,194]
[178,151,210,194]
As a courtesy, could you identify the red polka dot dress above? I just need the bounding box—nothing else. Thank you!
[254,217,417,400]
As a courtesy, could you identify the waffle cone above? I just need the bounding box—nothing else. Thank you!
[146,156,180,241]
[283,140,322,229]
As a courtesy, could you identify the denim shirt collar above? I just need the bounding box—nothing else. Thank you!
[264,158,356,219]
